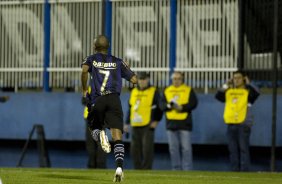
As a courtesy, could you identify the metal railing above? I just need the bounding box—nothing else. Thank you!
[243,0,282,85]
[176,0,238,89]
[48,0,103,88]
[0,0,44,89]
[1,0,279,91]
[111,0,171,87]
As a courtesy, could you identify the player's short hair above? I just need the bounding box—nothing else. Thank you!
[94,35,110,52]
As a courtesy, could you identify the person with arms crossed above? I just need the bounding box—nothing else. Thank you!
[215,70,260,171]
[81,35,137,182]
[160,71,198,170]
[124,72,163,169]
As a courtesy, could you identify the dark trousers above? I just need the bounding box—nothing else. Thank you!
[227,124,251,171]
[85,121,107,168]
[130,125,154,169]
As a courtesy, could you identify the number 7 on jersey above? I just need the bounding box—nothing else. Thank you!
[99,69,110,92]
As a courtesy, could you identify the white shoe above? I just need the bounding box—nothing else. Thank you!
[113,167,123,182]
[100,130,111,153]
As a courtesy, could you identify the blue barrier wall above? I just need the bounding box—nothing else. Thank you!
[0,92,281,146]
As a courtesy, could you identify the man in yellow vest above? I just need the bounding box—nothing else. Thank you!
[215,70,260,171]
[160,71,198,170]
[124,72,162,169]
[82,87,106,168]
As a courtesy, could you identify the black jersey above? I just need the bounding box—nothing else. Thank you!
[82,53,134,103]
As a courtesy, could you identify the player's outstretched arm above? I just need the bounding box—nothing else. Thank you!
[121,60,137,84]
[81,65,89,97]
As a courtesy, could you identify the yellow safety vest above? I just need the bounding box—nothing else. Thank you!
[224,88,249,124]
[164,84,191,120]
[83,87,91,119]
[83,106,88,119]
[129,86,156,127]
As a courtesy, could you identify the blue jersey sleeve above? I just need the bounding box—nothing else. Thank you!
[120,60,135,81]
[81,56,92,72]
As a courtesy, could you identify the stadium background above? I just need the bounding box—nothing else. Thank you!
[0,0,281,171]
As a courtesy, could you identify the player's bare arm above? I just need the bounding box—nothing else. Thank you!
[81,64,89,97]
[130,75,138,84]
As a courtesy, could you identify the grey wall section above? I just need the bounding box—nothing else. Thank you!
[0,92,281,146]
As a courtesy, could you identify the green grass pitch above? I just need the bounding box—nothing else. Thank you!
[0,168,282,184]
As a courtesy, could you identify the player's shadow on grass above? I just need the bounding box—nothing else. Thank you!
[38,173,108,181]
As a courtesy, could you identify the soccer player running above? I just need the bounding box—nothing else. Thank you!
[81,35,137,182]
